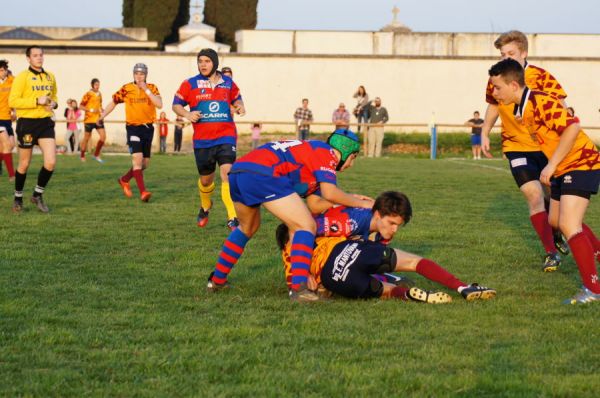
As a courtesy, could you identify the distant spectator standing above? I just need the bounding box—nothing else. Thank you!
[465,110,484,160]
[64,99,81,154]
[366,97,389,157]
[352,85,369,133]
[294,98,313,140]
[173,115,184,152]
[251,122,261,149]
[158,111,168,153]
[332,103,350,130]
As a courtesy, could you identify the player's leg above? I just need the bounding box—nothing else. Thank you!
[217,144,238,228]
[30,137,56,213]
[93,127,106,162]
[367,127,375,157]
[80,129,91,161]
[0,129,15,180]
[195,147,218,227]
[13,146,32,212]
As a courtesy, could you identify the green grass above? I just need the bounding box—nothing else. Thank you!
[1,153,599,397]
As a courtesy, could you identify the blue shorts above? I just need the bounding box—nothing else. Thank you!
[228,172,296,207]
[126,124,154,158]
[550,170,600,201]
[471,134,481,146]
[505,151,548,188]
[0,119,14,136]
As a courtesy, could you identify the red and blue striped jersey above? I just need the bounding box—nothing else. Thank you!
[173,73,241,149]
[315,206,372,240]
[231,140,338,197]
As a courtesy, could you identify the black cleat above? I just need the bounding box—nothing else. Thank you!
[408,287,452,304]
[206,271,230,292]
[543,252,561,273]
[30,195,49,213]
[12,199,23,213]
[226,217,239,231]
[460,283,496,301]
[553,232,570,256]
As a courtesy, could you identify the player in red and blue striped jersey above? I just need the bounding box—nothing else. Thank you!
[206,129,374,302]
[172,48,244,230]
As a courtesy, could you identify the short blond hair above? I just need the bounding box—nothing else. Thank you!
[494,30,528,52]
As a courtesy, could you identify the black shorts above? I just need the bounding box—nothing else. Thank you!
[16,117,55,148]
[126,124,154,158]
[550,170,600,201]
[84,121,104,133]
[194,143,237,176]
[321,240,390,299]
[505,151,548,188]
[0,119,14,136]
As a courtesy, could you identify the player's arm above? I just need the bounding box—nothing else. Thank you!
[540,122,580,186]
[172,103,201,123]
[8,74,37,109]
[98,101,117,121]
[306,194,334,214]
[232,98,245,116]
[481,103,499,157]
[146,89,162,109]
[319,182,373,209]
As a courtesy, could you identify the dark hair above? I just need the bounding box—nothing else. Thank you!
[373,191,412,224]
[302,98,308,103]
[0,59,8,70]
[91,78,99,87]
[474,111,480,115]
[275,223,290,251]
[25,45,42,57]
[358,85,367,96]
[252,123,260,128]
[488,58,525,87]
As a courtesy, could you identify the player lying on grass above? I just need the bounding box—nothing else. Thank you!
[206,129,374,302]
[489,58,600,304]
[278,191,496,301]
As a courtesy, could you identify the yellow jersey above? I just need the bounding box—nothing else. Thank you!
[0,74,14,120]
[112,82,160,125]
[486,63,567,153]
[80,90,103,123]
[9,67,58,119]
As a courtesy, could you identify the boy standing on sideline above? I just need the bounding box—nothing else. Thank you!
[173,115,184,152]
[158,111,168,153]
[99,63,162,202]
[79,78,107,163]
[293,98,313,140]
[465,111,484,160]
[9,46,58,213]
[250,123,261,149]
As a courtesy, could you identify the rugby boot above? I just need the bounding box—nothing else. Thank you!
[118,178,133,198]
[553,231,570,256]
[140,191,152,202]
[408,287,452,304]
[93,156,104,164]
[563,286,600,305]
[289,282,320,302]
[226,217,239,231]
[206,272,231,292]
[460,283,496,301]
[12,198,23,213]
[542,252,561,272]
[197,206,211,227]
[30,195,49,213]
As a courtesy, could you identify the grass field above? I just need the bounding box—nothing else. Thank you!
[1,152,599,397]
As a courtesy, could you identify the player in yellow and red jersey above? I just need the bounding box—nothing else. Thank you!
[79,78,107,163]
[99,63,162,202]
[489,58,600,304]
[8,46,58,213]
[480,30,568,272]
[0,59,16,181]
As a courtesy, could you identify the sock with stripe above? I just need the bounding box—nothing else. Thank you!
[221,181,237,219]
[530,211,556,254]
[199,180,215,211]
[33,167,53,198]
[211,228,250,284]
[568,231,600,294]
[290,230,314,291]
[14,170,26,203]
[416,258,466,291]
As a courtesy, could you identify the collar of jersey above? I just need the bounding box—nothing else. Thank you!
[28,66,45,75]
[514,87,531,118]
[196,73,224,86]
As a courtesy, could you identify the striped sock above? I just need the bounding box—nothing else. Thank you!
[199,180,215,211]
[290,230,314,291]
[212,228,250,284]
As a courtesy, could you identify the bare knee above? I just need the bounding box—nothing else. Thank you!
[289,217,316,235]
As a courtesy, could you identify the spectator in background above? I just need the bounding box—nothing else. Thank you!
[465,110,484,160]
[353,85,369,133]
[173,115,184,152]
[366,97,389,157]
[294,98,313,140]
[332,103,350,130]
[251,122,261,149]
[221,67,233,78]
[158,111,169,153]
[64,99,81,154]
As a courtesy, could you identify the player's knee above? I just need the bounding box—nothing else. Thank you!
[375,247,397,273]
[365,277,384,298]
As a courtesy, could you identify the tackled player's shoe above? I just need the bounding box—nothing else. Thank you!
[118,178,133,198]
[543,252,561,272]
[206,272,230,292]
[553,232,570,256]
[140,191,152,202]
[197,204,211,228]
[12,199,23,213]
[289,283,320,302]
[407,287,452,304]
[460,283,496,301]
[30,195,49,213]
[563,286,600,305]
[226,217,239,231]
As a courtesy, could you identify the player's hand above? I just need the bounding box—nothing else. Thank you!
[187,111,201,123]
[307,275,318,291]
[136,81,148,90]
[352,193,374,202]
[234,104,246,116]
[354,195,375,208]
[37,95,50,105]
[539,164,555,186]
[481,135,493,158]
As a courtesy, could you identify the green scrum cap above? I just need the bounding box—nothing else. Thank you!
[327,128,360,170]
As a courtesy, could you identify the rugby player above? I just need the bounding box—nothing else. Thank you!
[480,30,569,272]
[0,59,15,181]
[173,49,244,230]
[489,59,600,304]
[79,78,107,163]
[99,63,162,202]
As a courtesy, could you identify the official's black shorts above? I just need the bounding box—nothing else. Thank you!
[0,119,14,136]
[194,143,237,176]
[84,121,104,133]
[321,240,389,299]
[16,117,55,148]
[550,170,600,201]
[126,124,154,158]
[505,151,548,188]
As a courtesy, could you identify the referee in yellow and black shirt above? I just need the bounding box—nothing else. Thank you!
[8,45,58,213]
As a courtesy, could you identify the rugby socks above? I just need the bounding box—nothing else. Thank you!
[582,223,600,253]
[121,168,134,182]
[390,286,410,301]
[221,181,236,219]
[530,211,556,254]
[568,232,600,294]
[211,228,249,284]
[80,149,86,159]
[416,258,465,290]
[3,153,14,177]
[199,180,215,211]
[33,167,53,198]
[94,140,104,157]
[290,230,314,290]
[132,169,146,193]
[14,171,26,203]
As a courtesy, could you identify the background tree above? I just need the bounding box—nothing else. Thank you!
[123,0,190,48]
[203,0,258,51]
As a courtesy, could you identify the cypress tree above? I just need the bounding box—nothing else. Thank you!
[203,0,258,51]
[123,0,191,48]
